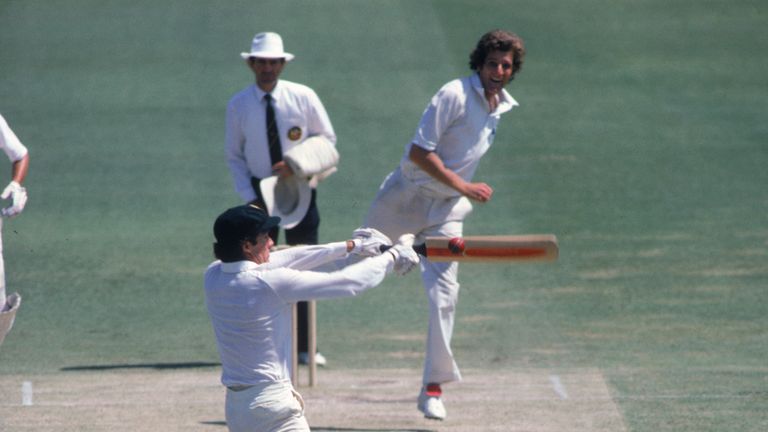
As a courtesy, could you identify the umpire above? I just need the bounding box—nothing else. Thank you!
[224,32,338,366]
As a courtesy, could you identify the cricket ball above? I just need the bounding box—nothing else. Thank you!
[448,237,465,255]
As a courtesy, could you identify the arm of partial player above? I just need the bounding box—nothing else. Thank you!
[263,252,396,303]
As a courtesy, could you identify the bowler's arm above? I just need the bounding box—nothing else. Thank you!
[408,145,492,202]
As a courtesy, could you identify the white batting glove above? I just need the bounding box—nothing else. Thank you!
[350,227,392,257]
[387,234,419,276]
[1,181,27,218]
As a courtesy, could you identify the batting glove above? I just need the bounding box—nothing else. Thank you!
[387,234,419,276]
[350,227,392,257]
[1,181,27,218]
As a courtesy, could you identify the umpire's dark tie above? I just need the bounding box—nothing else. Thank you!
[264,93,282,164]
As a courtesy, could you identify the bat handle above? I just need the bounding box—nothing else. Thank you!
[379,243,427,256]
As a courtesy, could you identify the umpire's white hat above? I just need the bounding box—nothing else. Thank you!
[241,32,295,61]
[259,175,311,230]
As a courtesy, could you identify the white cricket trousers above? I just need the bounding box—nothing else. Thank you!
[0,217,5,308]
[225,380,308,432]
[0,218,22,347]
[365,168,471,385]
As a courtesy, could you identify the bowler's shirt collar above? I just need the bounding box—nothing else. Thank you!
[470,73,518,115]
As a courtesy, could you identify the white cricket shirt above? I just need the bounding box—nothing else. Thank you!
[400,73,518,198]
[204,242,394,387]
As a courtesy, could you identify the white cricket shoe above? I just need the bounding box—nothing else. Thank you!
[298,352,327,367]
[417,385,446,420]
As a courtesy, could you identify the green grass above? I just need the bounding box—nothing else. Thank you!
[1,1,767,430]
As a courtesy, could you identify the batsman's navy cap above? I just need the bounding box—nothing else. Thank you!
[213,204,280,245]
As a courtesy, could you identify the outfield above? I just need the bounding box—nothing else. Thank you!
[1,1,766,431]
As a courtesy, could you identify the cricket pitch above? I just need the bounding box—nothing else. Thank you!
[0,367,626,431]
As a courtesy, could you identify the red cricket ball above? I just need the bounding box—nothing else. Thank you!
[448,237,465,254]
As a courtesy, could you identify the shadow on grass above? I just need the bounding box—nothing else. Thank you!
[311,428,435,432]
[60,361,220,371]
[200,424,434,432]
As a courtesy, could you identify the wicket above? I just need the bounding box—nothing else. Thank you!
[291,300,317,387]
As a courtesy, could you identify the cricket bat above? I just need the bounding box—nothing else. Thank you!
[411,234,559,262]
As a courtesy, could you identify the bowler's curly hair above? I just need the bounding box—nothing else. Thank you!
[469,30,525,79]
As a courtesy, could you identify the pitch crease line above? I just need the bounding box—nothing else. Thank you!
[22,380,33,406]
[549,375,569,400]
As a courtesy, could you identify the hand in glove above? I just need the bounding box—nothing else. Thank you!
[1,181,27,218]
[387,234,420,276]
[349,227,392,257]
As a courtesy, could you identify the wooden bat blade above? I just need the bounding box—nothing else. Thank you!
[423,235,558,262]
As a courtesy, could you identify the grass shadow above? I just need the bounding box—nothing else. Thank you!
[60,361,220,371]
[199,422,435,432]
[311,428,435,432]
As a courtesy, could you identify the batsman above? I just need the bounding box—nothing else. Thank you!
[363,30,525,420]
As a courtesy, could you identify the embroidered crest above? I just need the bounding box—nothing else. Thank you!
[287,126,302,141]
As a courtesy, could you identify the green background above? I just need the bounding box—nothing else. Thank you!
[1,1,766,430]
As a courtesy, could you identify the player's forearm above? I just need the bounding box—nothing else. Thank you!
[10,154,28,184]
[408,144,467,193]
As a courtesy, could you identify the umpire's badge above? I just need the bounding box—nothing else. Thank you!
[287,126,302,141]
